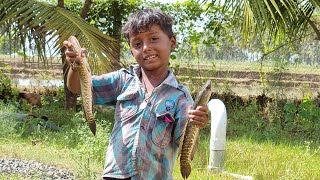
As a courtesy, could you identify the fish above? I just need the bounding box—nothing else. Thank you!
[67,36,96,136]
[180,80,212,179]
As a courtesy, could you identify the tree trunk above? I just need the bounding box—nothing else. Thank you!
[81,0,93,19]
[57,0,64,8]
[111,0,122,61]
[305,16,320,40]
[58,0,77,110]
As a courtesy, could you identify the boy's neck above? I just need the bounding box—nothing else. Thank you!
[141,67,169,93]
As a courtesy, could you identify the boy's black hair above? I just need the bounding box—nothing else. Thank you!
[122,8,174,42]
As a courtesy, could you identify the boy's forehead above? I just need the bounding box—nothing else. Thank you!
[128,24,162,39]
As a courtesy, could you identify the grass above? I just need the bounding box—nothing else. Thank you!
[0,97,319,180]
[1,57,320,179]
[172,134,320,180]
[225,138,319,179]
[1,129,318,179]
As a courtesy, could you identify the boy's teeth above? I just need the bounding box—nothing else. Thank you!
[146,55,156,59]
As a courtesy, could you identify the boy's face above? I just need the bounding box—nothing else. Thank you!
[129,24,176,72]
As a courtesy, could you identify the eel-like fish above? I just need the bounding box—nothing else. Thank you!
[180,80,212,179]
[67,36,96,136]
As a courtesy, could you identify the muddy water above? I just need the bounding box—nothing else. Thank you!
[11,79,64,87]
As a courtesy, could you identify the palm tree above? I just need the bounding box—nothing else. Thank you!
[203,0,320,95]
[205,0,320,45]
[0,0,122,71]
[0,0,124,109]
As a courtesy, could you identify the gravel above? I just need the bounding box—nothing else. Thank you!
[0,158,75,179]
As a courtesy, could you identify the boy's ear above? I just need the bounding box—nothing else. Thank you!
[170,36,177,49]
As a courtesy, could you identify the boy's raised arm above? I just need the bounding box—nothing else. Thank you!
[63,40,83,94]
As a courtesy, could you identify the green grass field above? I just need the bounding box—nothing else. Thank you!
[0,98,319,179]
[1,131,319,179]
[1,56,320,179]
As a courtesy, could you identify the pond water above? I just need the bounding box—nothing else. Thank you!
[11,79,64,87]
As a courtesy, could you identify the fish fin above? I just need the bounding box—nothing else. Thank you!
[177,138,183,158]
[190,134,199,161]
[177,120,189,158]
[84,60,91,73]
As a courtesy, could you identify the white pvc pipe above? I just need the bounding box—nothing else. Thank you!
[207,99,254,180]
[207,99,227,173]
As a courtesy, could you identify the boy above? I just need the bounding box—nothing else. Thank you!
[64,8,209,180]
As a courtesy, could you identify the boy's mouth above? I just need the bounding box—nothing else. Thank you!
[144,54,157,60]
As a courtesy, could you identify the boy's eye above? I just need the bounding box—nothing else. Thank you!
[151,37,159,41]
[133,42,141,48]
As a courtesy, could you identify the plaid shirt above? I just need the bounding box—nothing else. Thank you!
[92,65,193,180]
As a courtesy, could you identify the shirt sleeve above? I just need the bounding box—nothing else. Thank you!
[92,69,124,105]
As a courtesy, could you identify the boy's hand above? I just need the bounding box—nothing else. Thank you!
[188,105,209,129]
[63,40,87,65]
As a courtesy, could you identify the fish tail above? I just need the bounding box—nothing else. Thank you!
[180,161,191,179]
[84,109,96,136]
[88,120,96,136]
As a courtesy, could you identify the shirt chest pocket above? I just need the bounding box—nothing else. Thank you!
[116,89,139,121]
[151,112,175,148]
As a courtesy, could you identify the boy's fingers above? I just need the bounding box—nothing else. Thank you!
[63,40,78,53]
[195,105,208,112]
[188,106,209,129]
[189,118,207,128]
[63,41,69,47]
[81,48,88,57]
[63,41,74,51]
[189,106,208,117]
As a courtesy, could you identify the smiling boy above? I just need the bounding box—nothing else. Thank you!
[64,8,209,180]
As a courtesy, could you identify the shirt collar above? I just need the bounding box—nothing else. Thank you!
[129,64,179,89]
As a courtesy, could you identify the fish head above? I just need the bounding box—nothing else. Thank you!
[193,80,212,107]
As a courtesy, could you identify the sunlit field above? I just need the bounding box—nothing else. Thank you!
[0,97,319,179]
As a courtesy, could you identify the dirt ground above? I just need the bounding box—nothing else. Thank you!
[1,59,319,99]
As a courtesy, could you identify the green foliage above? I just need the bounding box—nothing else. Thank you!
[86,0,141,37]
[0,101,19,138]
[227,100,262,136]
[268,56,290,98]
[284,94,320,140]
[0,66,19,103]
[67,110,111,179]
[227,95,319,143]
[64,0,82,14]
[210,0,315,46]
[258,67,268,94]
[14,115,43,137]
[0,88,320,179]
[0,0,121,73]
[0,69,11,93]
[0,98,115,179]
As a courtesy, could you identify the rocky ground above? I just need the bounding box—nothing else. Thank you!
[0,158,74,179]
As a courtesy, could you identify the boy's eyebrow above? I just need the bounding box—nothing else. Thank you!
[130,31,160,41]
[147,31,160,36]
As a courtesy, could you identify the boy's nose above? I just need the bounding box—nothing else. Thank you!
[143,42,152,52]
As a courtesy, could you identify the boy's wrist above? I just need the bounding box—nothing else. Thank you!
[70,62,80,72]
